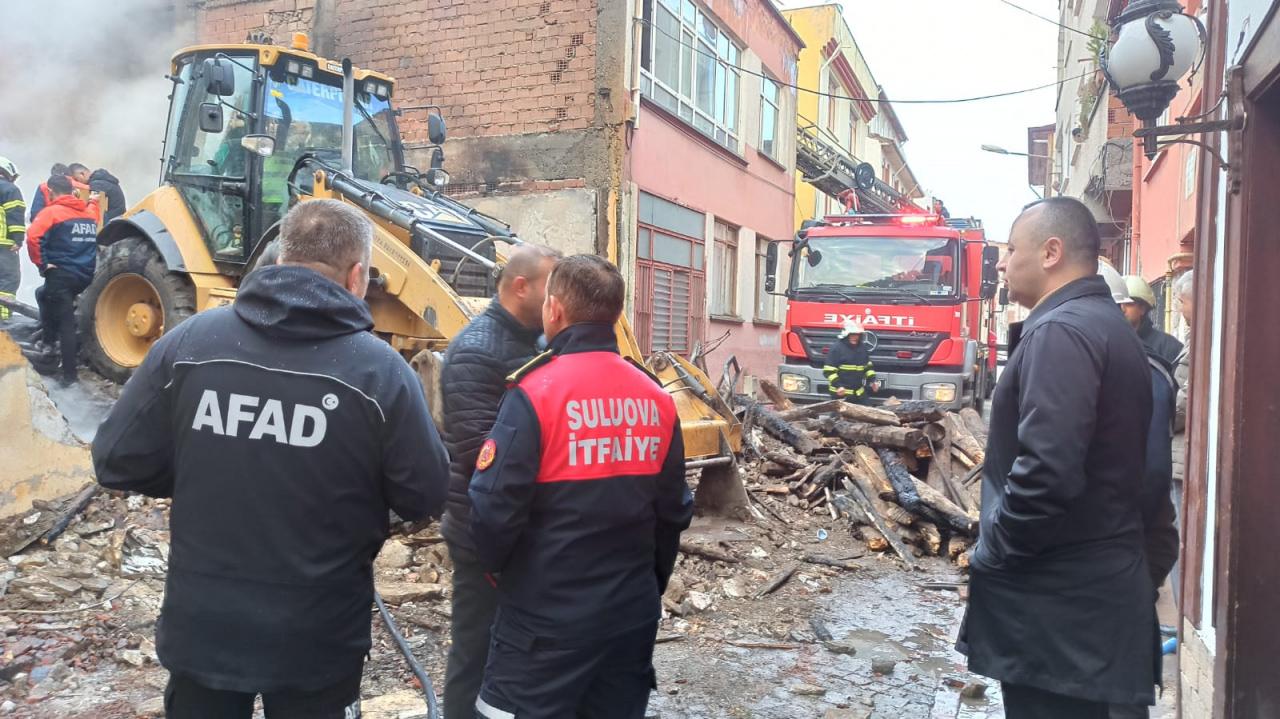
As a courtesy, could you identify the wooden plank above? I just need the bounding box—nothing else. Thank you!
[840,477,919,570]
[851,445,894,499]
[777,400,900,426]
[759,379,795,411]
[944,412,986,465]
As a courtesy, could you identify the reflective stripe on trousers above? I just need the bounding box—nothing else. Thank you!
[476,696,516,719]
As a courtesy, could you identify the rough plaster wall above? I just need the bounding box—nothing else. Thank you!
[0,335,94,519]
[465,188,598,257]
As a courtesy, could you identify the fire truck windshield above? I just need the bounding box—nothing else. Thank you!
[793,236,960,298]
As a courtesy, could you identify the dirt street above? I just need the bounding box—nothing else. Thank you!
[0,351,1177,719]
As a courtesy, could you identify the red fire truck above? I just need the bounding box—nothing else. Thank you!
[764,211,1001,409]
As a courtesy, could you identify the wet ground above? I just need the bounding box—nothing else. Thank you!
[648,553,1001,719]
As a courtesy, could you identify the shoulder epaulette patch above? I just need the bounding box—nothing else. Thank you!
[506,349,555,385]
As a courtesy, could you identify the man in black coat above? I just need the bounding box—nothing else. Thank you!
[958,197,1157,718]
[92,200,449,718]
[88,168,128,222]
[437,242,560,719]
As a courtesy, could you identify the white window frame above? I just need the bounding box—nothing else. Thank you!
[760,76,781,160]
[641,0,741,153]
[710,220,739,317]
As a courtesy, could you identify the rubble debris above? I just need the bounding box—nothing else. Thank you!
[678,540,739,564]
[754,563,798,598]
[375,539,414,571]
[375,582,446,606]
[823,638,859,655]
[733,389,987,571]
[871,658,898,675]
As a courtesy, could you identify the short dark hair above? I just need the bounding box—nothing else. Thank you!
[497,243,562,290]
[278,199,372,272]
[67,163,89,175]
[1018,196,1100,266]
[50,163,69,176]
[47,175,73,195]
[547,255,625,325]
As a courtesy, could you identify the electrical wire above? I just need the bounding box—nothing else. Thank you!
[994,0,1106,39]
[374,592,441,719]
[638,15,1094,105]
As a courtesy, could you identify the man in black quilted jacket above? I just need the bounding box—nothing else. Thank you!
[438,242,560,719]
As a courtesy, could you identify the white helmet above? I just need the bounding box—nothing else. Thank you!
[1097,259,1132,305]
[838,318,866,338]
[0,156,17,180]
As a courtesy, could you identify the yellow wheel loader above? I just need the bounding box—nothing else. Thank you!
[77,35,747,514]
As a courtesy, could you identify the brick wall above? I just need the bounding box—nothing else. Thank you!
[191,0,599,145]
[1179,619,1215,718]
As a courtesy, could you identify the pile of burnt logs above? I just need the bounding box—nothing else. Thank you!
[742,384,987,569]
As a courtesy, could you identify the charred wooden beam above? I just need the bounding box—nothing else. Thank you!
[744,400,821,455]
[840,477,920,570]
[764,450,808,471]
[819,418,925,451]
[882,399,946,423]
[876,449,923,513]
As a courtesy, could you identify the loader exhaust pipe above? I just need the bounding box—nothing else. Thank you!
[341,58,354,175]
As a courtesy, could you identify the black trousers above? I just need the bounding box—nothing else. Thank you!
[164,670,362,719]
[476,619,657,719]
[444,542,500,719]
[1002,682,1110,719]
[1109,702,1151,718]
[34,268,88,380]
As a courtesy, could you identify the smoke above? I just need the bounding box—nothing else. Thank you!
[0,0,193,301]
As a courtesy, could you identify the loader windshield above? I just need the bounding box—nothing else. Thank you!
[261,74,397,224]
[793,236,960,298]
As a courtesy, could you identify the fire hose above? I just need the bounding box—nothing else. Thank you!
[374,591,442,719]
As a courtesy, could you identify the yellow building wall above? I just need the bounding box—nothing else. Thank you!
[785,5,838,231]
[785,5,892,228]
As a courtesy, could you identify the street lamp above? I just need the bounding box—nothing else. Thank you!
[1102,0,1244,180]
[981,144,1050,159]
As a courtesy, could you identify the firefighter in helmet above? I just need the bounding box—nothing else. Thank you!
[824,318,880,402]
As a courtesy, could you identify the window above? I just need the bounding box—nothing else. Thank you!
[169,54,258,259]
[760,77,780,159]
[710,220,738,317]
[635,192,705,355]
[755,237,781,322]
[640,0,741,152]
[794,236,960,298]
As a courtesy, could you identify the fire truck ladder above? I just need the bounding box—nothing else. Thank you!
[795,123,916,215]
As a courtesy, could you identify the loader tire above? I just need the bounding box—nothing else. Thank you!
[77,237,196,384]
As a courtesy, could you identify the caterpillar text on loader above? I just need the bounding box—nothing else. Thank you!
[78,34,747,514]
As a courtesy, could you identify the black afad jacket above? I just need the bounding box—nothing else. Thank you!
[469,323,694,644]
[92,265,449,693]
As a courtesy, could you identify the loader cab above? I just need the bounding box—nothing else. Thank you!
[162,46,405,266]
